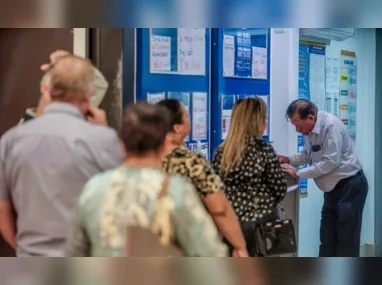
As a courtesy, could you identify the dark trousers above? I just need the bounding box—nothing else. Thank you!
[319,170,368,257]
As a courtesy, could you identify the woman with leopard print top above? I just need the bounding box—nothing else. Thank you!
[157,99,248,257]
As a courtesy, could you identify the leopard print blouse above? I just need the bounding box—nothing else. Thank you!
[163,146,224,198]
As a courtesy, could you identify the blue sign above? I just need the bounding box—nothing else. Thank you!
[298,45,310,100]
[235,30,252,77]
[297,43,313,198]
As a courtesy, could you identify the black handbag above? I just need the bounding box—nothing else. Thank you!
[254,204,297,257]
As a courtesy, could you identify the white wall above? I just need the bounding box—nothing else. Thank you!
[270,28,299,155]
[73,28,87,58]
[324,29,376,248]
[271,28,376,257]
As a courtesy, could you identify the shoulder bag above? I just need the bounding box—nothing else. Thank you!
[254,204,297,257]
[125,175,184,257]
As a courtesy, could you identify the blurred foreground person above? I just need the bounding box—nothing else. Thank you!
[19,50,109,123]
[212,97,287,256]
[66,103,227,257]
[157,99,248,257]
[0,55,124,256]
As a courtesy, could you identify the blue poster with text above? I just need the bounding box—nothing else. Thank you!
[297,44,311,198]
[235,30,252,77]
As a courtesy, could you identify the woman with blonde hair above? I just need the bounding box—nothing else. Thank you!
[212,97,287,256]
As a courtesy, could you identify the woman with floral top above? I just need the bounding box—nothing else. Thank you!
[212,97,287,256]
[157,99,248,257]
[65,102,227,257]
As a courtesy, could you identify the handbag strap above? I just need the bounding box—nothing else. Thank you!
[159,175,170,199]
[150,175,174,246]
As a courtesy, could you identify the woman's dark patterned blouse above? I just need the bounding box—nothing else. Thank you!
[212,138,287,222]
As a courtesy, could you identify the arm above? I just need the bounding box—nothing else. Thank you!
[192,155,247,253]
[65,207,91,257]
[18,66,108,126]
[297,125,342,179]
[0,144,16,249]
[264,144,288,204]
[203,192,246,252]
[172,180,228,257]
[288,136,310,166]
[0,201,16,250]
[90,67,109,107]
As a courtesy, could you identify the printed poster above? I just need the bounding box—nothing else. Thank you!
[297,44,311,198]
[309,46,326,111]
[147,92,165,104]
[221,94,235,140]
[235,30,252,77]
[251,47,267,80]
[221,109,232,140]
[339,51,357,144]
[325,56,340,116]
[177,28,206,75]
[223,35,235,77]
[192,92,208,140]
[188,142,209,161]
[150,35,171,72]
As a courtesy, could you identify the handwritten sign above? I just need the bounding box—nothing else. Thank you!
[150,35,171,72]
[192,92,207,140]
[177,28,206,75]
[252,47,267,79]
[147,92,165,104]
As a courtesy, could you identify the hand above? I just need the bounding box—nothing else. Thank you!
[232,248,249,257]
[86,106,108,126]
[41,50,71,71]
[281,166,298,178]
[278,155,290,164]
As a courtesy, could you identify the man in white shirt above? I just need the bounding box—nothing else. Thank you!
[279,99,368,257]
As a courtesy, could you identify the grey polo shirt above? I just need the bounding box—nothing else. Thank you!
[0,102,125,256]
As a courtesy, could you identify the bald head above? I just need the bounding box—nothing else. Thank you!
[49,55,94,102]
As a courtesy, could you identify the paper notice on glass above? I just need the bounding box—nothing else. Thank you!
[258,95,269,136]
[325,57,340,90]
[348,65,357,90]
[147,92,165,104]
[223,35,235,77]
[252,47,267,79]
[333,91,339,117]
[192,92,208,140]
[339,90,349,125]
[325,92,333,114]
[287,184,299,193]
[340,67,350,90]
[150,35,171,72]
[221,109,232,140]
[177,28,206,75]
[309,52,326,111]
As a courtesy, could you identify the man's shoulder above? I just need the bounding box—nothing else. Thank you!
[0,123,26,145]
[81,124,119,145]
[320,111,346,131]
